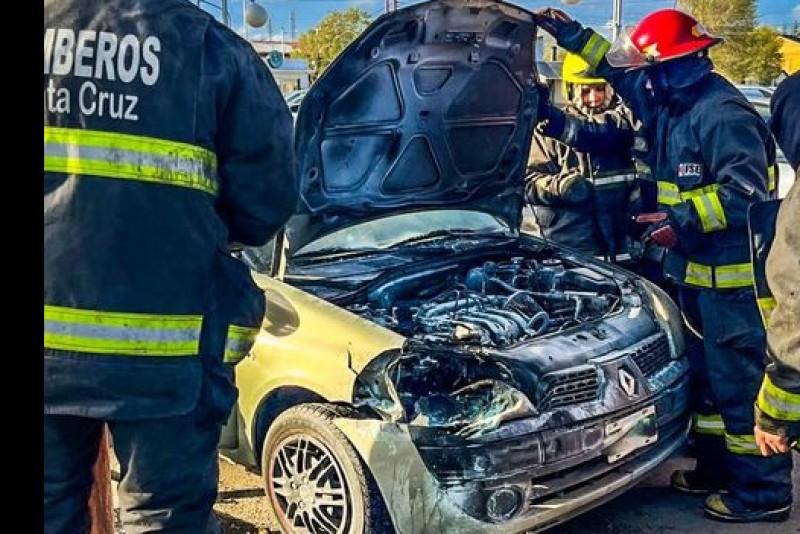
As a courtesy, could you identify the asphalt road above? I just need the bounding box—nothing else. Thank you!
[113,448,800,533]
[546,454,800,534]
[209,450,800,534]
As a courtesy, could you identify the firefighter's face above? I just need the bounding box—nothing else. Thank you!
[581,83,607,109]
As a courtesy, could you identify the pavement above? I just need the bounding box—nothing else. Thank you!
[110,449,800,533]
[547,454,800,534]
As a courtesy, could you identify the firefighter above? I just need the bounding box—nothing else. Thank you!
[524,53,638,266]
[536,7,792,523]
[44,1,298,532]
[753,71,800,456]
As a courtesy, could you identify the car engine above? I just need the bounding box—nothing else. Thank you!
[347,257,620,347]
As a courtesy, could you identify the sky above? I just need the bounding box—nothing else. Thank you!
[205,0,800,41]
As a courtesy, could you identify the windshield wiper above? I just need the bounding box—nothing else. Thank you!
[392,229,511,248]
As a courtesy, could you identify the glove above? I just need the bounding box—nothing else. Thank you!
[534,8,573,36]
[559,173,590,204]
[634,212,679,248]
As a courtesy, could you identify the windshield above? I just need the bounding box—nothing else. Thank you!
[296,210,509,255]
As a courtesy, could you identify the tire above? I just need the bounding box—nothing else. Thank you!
[261,403,394,534]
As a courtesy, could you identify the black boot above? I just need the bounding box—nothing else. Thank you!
[670,469,728,495]
[704,493,792,523]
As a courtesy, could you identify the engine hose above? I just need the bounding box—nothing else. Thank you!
[527,311,550,335]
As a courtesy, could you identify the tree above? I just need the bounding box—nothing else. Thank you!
[678,0,782,83]
[678,0,755,81]
[294,8,372,80]
[746,26,783,84]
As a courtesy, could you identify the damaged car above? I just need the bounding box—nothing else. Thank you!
[220,1,691,532]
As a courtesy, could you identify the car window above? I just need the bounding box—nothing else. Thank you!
[296,210,509,254]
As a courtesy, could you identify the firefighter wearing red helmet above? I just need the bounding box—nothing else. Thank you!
[537,7,790,524]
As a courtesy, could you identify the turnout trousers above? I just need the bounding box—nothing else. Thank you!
[679,286,793,508]
[44,409,224,534]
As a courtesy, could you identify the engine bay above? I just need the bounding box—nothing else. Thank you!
[293,252,623,348]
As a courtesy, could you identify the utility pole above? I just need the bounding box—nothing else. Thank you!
[611,0,622,41]
[220,0,229,27]
[385,0,390,14]
[290,10,297,41]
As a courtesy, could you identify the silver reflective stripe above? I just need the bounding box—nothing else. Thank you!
[761,388,800,420]
[44,319,199,342]
[725,434,760,455]
[44,304,203,356]
[715,263,753,289]
[224,324,259,364]
[44,127,218,196]
[45,142,217,190]
[593,173,636,187]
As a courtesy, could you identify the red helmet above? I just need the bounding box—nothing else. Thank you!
[606,9,722,69]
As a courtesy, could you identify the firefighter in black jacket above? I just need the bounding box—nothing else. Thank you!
[44,1,298,532]
[536,7,791,524]
[525,53,638,265]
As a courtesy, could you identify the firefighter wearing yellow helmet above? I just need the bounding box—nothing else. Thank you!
[561,52,614,110]
[524,52,639,266]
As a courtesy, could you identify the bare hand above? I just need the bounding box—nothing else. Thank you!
[754,425,791,456]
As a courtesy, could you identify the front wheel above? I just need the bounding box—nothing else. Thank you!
[261,403,394,534]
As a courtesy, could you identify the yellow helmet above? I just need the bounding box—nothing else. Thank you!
[561,52,605,97]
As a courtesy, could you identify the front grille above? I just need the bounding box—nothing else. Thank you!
[537,366,600,411]
[631,334,671,377]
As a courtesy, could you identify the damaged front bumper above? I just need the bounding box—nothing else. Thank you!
[334,372,690,534]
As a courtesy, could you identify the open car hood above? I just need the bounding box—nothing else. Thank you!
[293,0,542,248]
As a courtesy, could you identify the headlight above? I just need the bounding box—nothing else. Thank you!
[636,279,685,358]
[353,348,537,436]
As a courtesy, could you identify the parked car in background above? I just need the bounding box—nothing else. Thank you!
[221,2,691,533]
[735,84,775,100]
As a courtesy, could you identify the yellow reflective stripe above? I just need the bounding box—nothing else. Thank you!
[725,433,761,456]
[692,413,726,435]
[224,324,260,364]
[657,181,681,205]
[768,165,777,192]
[685,262,713,287]
[757,296,777,327]
[758,374,800,422]
[44,304,202,356]
[580,32,612,69]
[683,262,753,288]
[715,263,753,289]
[44,126,218,196]
[689,190,727,232]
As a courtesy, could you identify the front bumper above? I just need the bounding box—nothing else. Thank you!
[334,373,690,534]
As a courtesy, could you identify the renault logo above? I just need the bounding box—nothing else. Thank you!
[618,368,637,397]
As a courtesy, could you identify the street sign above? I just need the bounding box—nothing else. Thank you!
[267,50,284,69]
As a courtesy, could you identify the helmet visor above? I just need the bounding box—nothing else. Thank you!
[606,26,650,69]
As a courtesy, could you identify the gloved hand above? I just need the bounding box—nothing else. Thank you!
[559,173,591,204]
[634,212,679,248]
[534,8,573,36]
